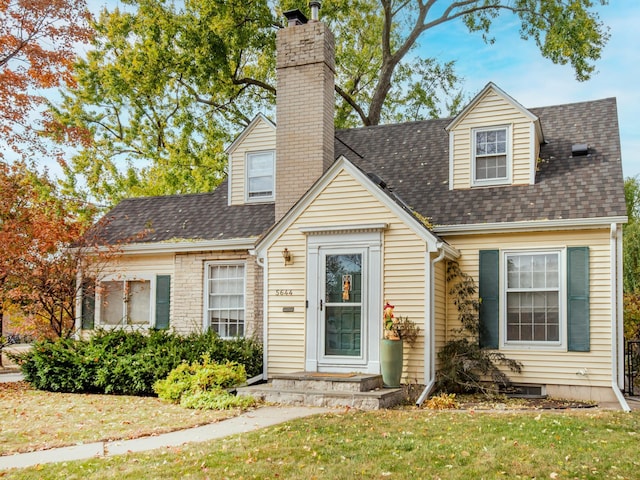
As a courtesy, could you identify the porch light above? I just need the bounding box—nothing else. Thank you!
[282,248,293,265]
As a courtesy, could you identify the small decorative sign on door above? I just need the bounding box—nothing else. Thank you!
[342,274,352,301]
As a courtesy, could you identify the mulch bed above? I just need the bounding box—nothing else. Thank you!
[401,384,598,410]
[455,394,598,411]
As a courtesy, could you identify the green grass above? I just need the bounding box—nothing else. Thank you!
[0,382,237,455]
[5,409,639,479]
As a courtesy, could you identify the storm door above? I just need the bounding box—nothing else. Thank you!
[322,252,363,358]
[304,227,384,374]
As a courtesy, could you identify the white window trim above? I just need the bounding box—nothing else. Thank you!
[203,261,247,339]
[500,248,567,351]
[471,125,512,187]
[245,150,275,202]
[95,274,157,329]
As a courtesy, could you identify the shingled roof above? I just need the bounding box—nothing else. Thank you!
[337,97,626,227]
[93,181,274,245]
[96,97,625,246]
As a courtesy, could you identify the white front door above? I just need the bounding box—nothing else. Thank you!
[305,231,382,373]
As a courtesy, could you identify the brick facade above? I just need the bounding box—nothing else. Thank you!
[171,251,263,340]
[275,20,335,221]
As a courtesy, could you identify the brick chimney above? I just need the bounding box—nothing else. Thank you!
[275,7,335,221]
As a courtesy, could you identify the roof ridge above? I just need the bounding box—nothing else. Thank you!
[336,116,452,135]
[115,180,228,204]
[528,96,616,111]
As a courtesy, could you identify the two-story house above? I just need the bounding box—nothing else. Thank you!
[80,9,628,409]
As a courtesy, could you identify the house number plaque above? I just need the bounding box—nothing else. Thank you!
[275,289,293,296]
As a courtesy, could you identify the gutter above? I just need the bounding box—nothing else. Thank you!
[95,237,259,255]
[434,216,628,236]
[416,243,447,406]
[610,223,631,412]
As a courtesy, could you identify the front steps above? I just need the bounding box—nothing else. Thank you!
[237,372,405,410]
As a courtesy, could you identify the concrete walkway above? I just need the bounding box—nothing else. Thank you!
[0,405,332,471]
[0,372,23,383]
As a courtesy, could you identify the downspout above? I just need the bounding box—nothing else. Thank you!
[74,268,83,340]
[252,251,268,382]
[610,223,630,412]
[416,243,446,406]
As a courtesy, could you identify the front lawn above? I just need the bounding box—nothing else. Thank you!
[1,390,638,479]
[0,382,238,456]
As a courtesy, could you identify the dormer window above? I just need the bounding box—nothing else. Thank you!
[472,126,511,186]
[247,150,275,201]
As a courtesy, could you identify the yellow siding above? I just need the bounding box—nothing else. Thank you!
[229,118,276,206]
[99,253,175,277]
[451,89,535,189]
[442,229,613,388]
[433,258,447,366]
[266,169,427,379]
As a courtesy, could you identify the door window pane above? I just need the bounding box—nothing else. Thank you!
[324,254,362,357]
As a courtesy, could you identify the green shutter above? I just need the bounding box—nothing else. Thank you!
[155,275,171,330]
[81,280,95,330]
[478,250,500,349]
[567,247,590,352]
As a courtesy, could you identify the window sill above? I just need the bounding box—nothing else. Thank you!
[471,179,511,188]
[500,343,566,352]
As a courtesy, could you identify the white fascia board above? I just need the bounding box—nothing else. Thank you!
[433,216,629,236]
[224,113,276,155]
[255,156,453,257]
[339,158,448,253]
[99,237,258,256]
[445,82,538,132]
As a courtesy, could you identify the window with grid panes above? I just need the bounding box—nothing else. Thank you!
[206,263,245,338]
[505,252,560,344]
[474,127,508,183]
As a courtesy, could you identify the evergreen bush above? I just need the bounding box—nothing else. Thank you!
[15,329,263,395]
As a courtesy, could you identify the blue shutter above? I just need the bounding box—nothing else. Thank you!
[155,275,171,330]
[567,247,590,352]
[478,250,500,349]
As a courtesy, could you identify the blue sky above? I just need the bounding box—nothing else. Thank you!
[33,1,639,181]
[416,0,639,179]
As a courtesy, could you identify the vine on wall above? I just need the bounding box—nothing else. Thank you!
[435,261,522,395]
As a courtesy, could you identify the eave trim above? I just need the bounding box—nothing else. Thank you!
[433,216,628,236]
[97,237,258,255]
[299,223,389,235]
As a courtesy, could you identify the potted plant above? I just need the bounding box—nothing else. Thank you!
[380,302,419,387]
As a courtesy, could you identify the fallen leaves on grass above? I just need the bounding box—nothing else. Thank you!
[0,382,240,455]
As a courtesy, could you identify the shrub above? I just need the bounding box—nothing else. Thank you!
[435,261,522,395]
[154,356,257,410]
[180,389,257,410]
[16,329,263,395]
[16,338,99,393]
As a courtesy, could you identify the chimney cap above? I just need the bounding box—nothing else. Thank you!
[284,9,308,26]
[310,1,321,21]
